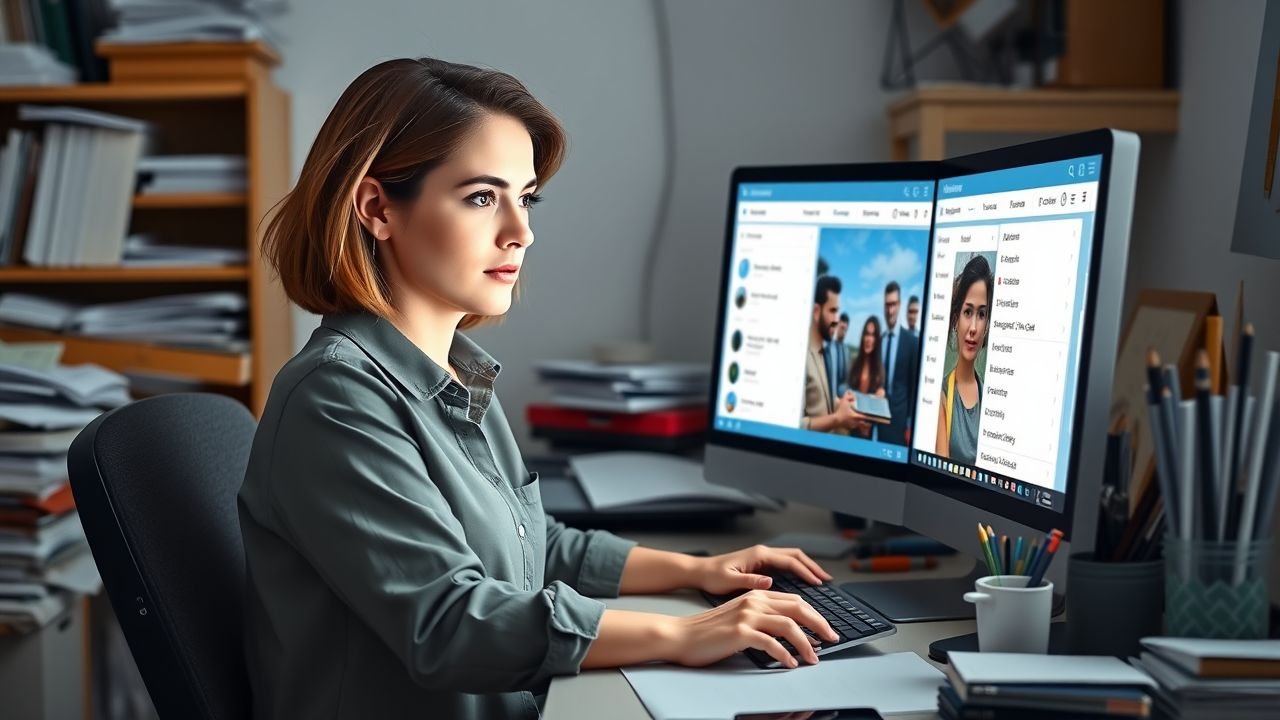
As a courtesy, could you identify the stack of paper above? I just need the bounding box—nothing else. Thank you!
[535,360,709,413]
[0,355,115,630]
[18,105,151,267]
[137,154,247,195]
[941,652,1157,719]
[1133,638,1280,720]
[121,233,247,268]
[100,0,282,45]
[0,291,250,351]
[0,44,76,86]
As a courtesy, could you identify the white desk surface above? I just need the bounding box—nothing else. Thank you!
[544,503,975,720]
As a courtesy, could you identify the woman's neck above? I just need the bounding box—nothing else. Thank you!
[956,355,977,384]
[388,291,466,380]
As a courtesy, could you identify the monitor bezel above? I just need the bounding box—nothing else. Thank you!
[908,129,1119,539]
[706,161,941,486]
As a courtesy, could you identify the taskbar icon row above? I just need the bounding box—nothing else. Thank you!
[914,451,1055,508]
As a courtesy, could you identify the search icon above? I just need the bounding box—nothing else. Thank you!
[1067,165,1075,177]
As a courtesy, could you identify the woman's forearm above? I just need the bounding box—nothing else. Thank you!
[618,546,703,595]
[580,609,677,669]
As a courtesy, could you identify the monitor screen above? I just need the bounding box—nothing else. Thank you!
[713,178,934,464]
[910,155,1104,513]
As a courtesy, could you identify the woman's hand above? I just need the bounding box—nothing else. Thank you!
[695,544,833,596]
[656,590,840,668]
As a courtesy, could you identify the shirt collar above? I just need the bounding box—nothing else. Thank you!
[320,311,501,402]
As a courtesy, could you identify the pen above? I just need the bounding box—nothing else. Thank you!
[1027,529,1063,588]
[1011,536,1025,575]
[986,525,1001,573]
[1145,386,1178,534]
[850,555,939,572]
[1022,538,1040,576]
[977,524,1000,583]
[1195,351,1218,540]
[1178,398,1198,543]
[1001,535,1010,575]
[1227,323,1255,536]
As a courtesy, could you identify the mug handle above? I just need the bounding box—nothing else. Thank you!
[963,591,992,605]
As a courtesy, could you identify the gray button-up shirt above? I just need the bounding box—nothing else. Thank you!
[238,311,636,719]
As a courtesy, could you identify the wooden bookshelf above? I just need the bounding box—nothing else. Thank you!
[887,86,1180,160]
[0,266,248,282]
[0,326,251,385]
[132,192,247,209]
[0,41,291,414]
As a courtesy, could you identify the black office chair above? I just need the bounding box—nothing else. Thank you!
[68,393,256,720]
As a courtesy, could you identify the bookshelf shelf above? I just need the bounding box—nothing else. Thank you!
[0,81,248,104]
[886,87,1180,160]
[0,326,251,385]
[0,266,248,283]
[132,192,247,209]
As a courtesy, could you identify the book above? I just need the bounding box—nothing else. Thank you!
[1141,637,1280,679]
[946,652,1156,703]
[851,390,892,422]
[939,683,1150,719]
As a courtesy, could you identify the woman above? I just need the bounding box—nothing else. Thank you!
[935,254,994,464]
[845,315,885,438]
[238,58,838,720]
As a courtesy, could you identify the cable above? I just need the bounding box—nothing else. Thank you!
[638,0,677,346]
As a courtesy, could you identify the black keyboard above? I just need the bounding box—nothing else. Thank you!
[702,572,897,668]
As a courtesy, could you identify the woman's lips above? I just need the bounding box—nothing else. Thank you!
[484,269,518,284]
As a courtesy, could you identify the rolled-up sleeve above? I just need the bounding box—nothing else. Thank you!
[268,359,606,693]
[544,518,635,598]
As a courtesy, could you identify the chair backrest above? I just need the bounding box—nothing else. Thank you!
[69,393,256,720]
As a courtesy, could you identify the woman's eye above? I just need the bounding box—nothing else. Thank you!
[521,192,543,209]
[467,191,495,207]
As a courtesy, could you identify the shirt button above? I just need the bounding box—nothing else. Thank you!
[517,524,526,538]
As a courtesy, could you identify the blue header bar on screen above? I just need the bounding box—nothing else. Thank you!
[739,180,936,203]
[937,155,1104,198]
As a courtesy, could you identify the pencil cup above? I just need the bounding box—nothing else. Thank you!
[1065,552,1163,656]
[1164,537,1271,639]
[963,575,1053,653]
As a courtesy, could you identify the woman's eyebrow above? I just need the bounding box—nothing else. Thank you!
[453,175,538,190]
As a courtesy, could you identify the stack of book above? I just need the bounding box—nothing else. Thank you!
[120,233,247,268]
[0,290,250,351]
[100,0,281,45]
[0,0,115,83]
[137,154,247,195]
[1132,637,1280,720]
[0,356,122,632]
[940,652,1157,720]
[529,360,709,453]
[17,105,150,267]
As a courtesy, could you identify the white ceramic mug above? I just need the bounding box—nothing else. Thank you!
[963,575,1052,653]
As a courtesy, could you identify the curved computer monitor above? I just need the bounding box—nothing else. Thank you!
[705,130,1140,622]
[901,129,1140,591]
[703,162,939,525]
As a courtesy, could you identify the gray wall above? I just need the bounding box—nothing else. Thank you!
[266,0,666,449]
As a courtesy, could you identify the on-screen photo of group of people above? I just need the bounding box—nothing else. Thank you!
[801,228,926,448]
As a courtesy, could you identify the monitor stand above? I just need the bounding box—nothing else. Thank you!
[840,560,985,623]
[840,556,1067,624]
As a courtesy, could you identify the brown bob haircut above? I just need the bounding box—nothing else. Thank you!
[262,57,567,329]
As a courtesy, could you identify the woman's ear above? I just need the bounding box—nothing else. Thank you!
[353,176,393,242]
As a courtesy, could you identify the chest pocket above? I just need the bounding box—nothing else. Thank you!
[512,470,541,506]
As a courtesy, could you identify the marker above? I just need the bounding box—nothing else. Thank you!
[850,556,939,572]
[1027,529,1064,588]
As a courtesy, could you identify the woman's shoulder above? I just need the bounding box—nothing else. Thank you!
[264,328,399,414]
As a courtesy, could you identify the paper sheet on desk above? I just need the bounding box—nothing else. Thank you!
[620,651,943,719]
[568,452,782,511]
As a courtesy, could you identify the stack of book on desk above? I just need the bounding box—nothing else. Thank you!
[0,354,120,632]
[529,360,709,453]
[940,652,1156,719]
[1132,637,1280,720]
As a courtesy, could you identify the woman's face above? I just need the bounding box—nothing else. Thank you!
[861,321,877,354]
[380,113,538,319]
[956,280,989,362]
